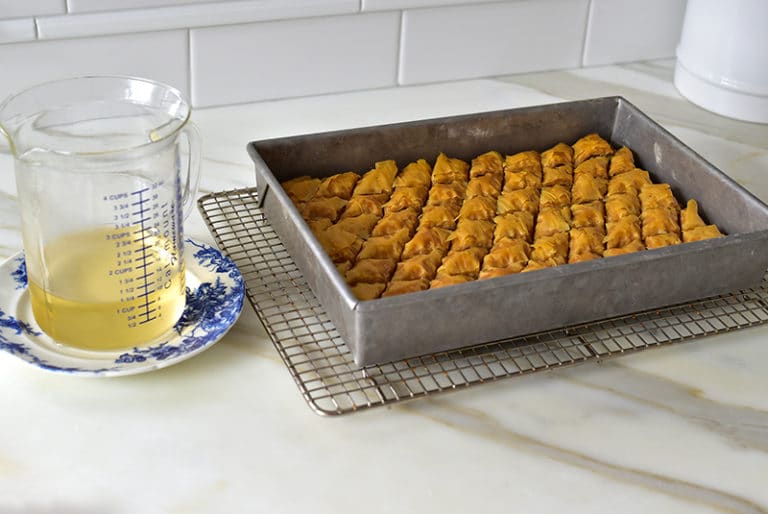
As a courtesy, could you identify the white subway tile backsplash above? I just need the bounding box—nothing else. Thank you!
[582,0,687,66]
[190,13,400,107]
[0,0,64,18]
[0,0,692,108]
[38,0,359,40]
[362,0,491,11]
[67,0,214,14]
[0,18,36,44]
[399,0,590,85]
[0,31,189,103]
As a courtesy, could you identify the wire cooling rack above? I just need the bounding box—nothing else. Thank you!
[198,188,768,416]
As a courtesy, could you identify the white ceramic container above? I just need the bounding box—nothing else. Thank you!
[675,0,768,123]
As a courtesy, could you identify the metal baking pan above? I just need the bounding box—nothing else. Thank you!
[247,96,768,366]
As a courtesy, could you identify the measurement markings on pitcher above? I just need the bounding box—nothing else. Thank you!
[131,187,158,325]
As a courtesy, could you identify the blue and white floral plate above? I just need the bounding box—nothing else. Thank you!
[0,239,244,377]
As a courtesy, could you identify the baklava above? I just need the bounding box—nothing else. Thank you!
[283,134,724,300]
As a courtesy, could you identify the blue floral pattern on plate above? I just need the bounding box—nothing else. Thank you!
[0,239,244,376]
[10,255,26,290]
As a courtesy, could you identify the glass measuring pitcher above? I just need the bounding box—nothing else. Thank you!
[0,76,201,351]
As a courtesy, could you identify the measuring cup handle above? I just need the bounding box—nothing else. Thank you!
[180,121,202,219]
[0,123,11,155]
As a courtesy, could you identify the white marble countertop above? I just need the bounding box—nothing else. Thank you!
[2,60,768,514]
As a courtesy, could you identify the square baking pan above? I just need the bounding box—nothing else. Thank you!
[247,96,768,366]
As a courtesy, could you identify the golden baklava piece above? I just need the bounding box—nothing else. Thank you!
[575,156,609,180]
[391,251,443,281]
[569,227,604,263]
[282,176,321,203]
[572,174,608,204]
[607,169,652,196]
[437,247,486,276]
[342,195,384,218]
[346,259,397,285]
[608,146,635,177]
[394,159,432,188]
[300,197,348,222]
[382,278,430,297]
[430,273,474,289]
[573,133,613,166]
[541,143,574,168]
[493,211,535,241]
[534,207,571,239]
[402,227,452,259]
[384,187,429,214]
[315,171,360,200]
[432,152,470,184]
[467,174,503,199]
[470,150,503,179]
[459,196,497,221]
[680,199,723,242]
[334,213,380,239]
[372,209,419,237]
[315,225,363,264]
[605,193,641,222]
[571,202,605,229]
[419,205,457,230]
[481,239,530,272]
[497,187,540,215]
[353,160,398,196]
[351,282,387,301]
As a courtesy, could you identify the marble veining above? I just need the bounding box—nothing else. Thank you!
[564,365,768,451]
[406,398,767,514]
[1,60,767,513]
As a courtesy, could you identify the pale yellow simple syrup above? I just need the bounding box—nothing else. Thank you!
[28,227,185,351]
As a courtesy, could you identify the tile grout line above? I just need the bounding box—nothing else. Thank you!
[580,0,594,68]
[395,9,404,86]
